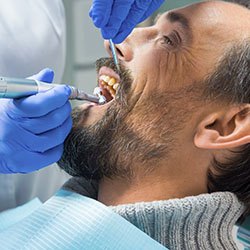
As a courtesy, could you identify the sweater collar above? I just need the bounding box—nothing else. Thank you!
[63,177,244,249]
[111,192,244,249]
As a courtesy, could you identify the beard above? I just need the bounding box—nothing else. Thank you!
[57,58,192,181]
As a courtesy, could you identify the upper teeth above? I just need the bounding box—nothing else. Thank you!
[100,75,111,83]
[99,75,120,98]
[113,83,119,91]
[108,78,116,86]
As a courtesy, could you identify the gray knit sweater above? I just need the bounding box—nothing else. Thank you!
[63,177,245,250]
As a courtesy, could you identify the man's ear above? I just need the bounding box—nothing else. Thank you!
[194,104,250,149]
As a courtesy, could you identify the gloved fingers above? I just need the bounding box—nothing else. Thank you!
[113,26,134,44]
[10,144,64,174]
[112,0,151,43]
[25,116,72,153]
[8,85,71,118]
[0,98,11,107]
[28,68,54,83]
[19,101,72,134]
[113,0,165,43]
[139,0,165,23]
[100,0,134,40]
[89,0,113,28]
[0,157,12,174]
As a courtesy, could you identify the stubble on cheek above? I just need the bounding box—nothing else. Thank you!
[73,102,113,128]
[72,104,93,127]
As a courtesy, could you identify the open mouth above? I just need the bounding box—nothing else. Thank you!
[96,66,121,103]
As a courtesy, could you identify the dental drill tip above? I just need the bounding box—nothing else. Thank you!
[93,87,107,105]
[93,87,102,96]
[98,95,107,105]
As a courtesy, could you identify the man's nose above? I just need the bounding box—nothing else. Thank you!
[104,27,157,63]
[104,38,133,62]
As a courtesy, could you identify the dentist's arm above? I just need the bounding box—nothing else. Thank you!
[0,68,72,174]
[89,0,164,43]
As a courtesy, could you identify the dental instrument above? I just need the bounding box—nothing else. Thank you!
[93,87,107,104]
[109,39,120,71]
[0,77,106,105]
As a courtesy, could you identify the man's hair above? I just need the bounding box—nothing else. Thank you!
[203,34,250,219]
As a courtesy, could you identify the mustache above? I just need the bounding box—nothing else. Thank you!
[95,57,133,107]
[95,57,120,76]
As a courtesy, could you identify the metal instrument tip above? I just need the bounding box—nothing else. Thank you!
[109,39,120,72]
[93,87,107,105]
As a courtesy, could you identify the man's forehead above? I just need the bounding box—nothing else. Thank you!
[158,1,250,41]
[160,1,248,21]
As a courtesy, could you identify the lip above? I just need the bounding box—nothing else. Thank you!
[98,66,121,82]
[91,98,113,110]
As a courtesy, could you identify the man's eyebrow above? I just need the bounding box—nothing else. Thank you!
[154,13,162,24]
[166,11,190,31]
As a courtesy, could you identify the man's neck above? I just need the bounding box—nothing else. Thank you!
[97,168,208,206]
[98,144,210,206]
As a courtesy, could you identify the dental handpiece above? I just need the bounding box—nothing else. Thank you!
[0,77,106,105]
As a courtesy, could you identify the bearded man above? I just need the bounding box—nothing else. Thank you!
[58,0,250,248]
[1,0,249,249]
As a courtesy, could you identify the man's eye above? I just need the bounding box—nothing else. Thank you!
[163,36,174,46]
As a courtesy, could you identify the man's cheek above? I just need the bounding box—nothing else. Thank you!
[77,103,110,127]
[158,53,190,90]
[72,103,96,127]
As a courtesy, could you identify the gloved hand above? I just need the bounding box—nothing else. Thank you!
[89,0,164,43]
[0,68,72,174]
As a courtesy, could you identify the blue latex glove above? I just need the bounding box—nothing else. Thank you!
[0,68,72,174]
[89,0,165,43]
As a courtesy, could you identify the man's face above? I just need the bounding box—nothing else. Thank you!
[58,1,250,180]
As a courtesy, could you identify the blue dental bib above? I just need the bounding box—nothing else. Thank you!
[0,189,167,250]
